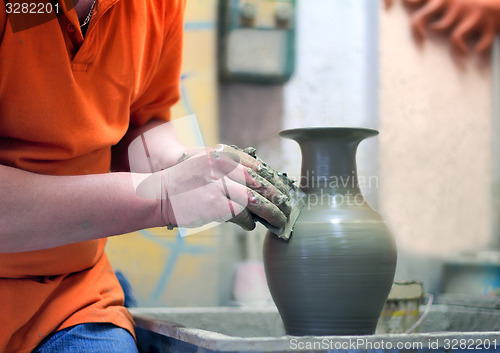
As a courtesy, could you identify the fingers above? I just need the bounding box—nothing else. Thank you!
[229,209,256,231]
[405,0,495,55]
[404,0,428,6]
[450,8,483,54]
[201,155,291,214]
[429,1,461,31]
[222,145,294,195]
[180,145,259,179]
[166,150,243,195]
[211,145,293,212]
[223,178,287,230]
[253,164,294,196]
[246,189,287,229]
[165,180,249,229]
[383,0,427,9]
[171,144,291,230]
[473,15,495,53]
[212,144,262,171]
[224,164,292,228]
[384,0,394,9]
[410,0,447,38]
[206,150,244,181]
[245,168,291,214]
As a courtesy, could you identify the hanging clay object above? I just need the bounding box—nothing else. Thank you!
[263,127,397,336]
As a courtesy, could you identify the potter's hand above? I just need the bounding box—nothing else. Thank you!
[411,0,500,53]
[385,0,500,54]
[384,0,427,9]
[152,145,290,231]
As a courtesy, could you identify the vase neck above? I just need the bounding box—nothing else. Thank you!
[280,128,378,196]
[298,140,361,195]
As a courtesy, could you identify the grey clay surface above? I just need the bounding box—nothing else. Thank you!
[263,127,397,336]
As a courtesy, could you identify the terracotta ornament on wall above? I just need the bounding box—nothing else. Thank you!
[385,0,500,54]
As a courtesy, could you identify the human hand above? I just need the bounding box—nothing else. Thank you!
[384,0,427,10]
[137,144,291,231]
[384,0,500,54]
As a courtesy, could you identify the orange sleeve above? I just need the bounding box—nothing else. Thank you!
[0,2,6,43]
[129,0,186,127]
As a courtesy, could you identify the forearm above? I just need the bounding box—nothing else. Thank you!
[112,119,189,172]
[0,165,162,253]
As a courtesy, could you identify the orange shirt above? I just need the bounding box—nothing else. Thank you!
[0,0,184,351]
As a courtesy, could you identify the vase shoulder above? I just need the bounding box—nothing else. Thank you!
[287,205,395,255]
[296,193,383,220]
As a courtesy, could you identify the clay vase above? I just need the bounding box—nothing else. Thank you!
[263,127,397,336]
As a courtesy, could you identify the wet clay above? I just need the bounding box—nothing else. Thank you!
[263,128,397,336]
[233,145,296,198]
[231,145,299,235]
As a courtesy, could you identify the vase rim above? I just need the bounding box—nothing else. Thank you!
[279,127,379,140]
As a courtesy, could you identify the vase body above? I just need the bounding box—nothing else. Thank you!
[263,127,397,336]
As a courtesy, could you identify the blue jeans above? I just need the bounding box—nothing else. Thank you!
[32,323,139,353]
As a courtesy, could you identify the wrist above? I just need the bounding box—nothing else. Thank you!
[158,170,176,229]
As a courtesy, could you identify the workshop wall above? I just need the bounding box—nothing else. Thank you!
[378,1,493,293]
[107,0,497,306]
[221,0,496,297]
